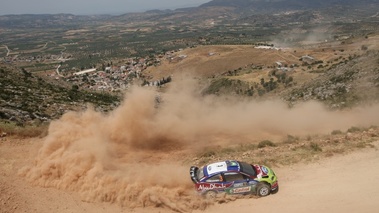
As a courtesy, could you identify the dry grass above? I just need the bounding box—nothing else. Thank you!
[144,35,379,84]
[0,121,48,138]
[193,126,379,167]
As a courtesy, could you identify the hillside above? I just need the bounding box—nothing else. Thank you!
[2,33,378,125]
[0,64,120,125]
[144,33,379,109]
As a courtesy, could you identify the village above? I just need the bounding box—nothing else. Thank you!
[62,52,175,92]
[2,49,178,93]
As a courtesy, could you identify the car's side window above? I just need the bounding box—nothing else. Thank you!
[224,172,245,182]
[205,174,223,182]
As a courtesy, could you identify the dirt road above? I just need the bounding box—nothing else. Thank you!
[1,137,378,213]
[196,141,379,213]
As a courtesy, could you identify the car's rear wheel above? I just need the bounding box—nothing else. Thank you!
[205,190,217,199]
[256,183,271,197]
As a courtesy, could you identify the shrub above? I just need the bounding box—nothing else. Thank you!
[237,143,257,151]
[220,147,236,154]
[258,140,276,148]
[347,126,361,133]
[284,134,299,144]
[310,142,322,152]
[331,130,343,135]
[200,150,216,158]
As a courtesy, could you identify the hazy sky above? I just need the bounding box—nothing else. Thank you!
[0,0,211,15]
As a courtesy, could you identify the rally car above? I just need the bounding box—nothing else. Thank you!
[190,160,278,198]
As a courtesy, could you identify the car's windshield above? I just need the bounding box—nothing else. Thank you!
[197,167,205,180]
[238,161,256,176]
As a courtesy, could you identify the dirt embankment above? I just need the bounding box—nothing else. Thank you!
[1,81,379,213]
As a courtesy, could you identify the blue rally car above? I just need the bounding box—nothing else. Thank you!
[190,160,278,198]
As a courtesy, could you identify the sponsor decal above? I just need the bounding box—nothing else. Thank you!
[261,166,269,174]
[197,183,232,191]
[232,186,251,194]
[233,183,244,187]
[207,162,228,175]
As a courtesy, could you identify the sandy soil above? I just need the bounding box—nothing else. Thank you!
[1,136,378,213]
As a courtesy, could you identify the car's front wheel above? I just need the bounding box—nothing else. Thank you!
[256,183,271,197]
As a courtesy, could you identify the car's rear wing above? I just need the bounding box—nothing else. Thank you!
[190,166,199,183]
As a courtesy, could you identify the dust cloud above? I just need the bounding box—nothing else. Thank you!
[19,78,379,212]
[272,26,333,47]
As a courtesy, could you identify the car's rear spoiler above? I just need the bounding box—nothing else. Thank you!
[190,166,199,183]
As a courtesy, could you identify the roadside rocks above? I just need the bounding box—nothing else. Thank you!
[0,107,50,124]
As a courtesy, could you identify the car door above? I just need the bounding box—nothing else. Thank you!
[223,172,254,195]
[196,173,231,193]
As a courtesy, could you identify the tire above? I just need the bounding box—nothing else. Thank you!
[256,183,271,197]
[204,190,217,199]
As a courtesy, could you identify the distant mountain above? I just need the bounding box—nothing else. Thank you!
[201,0,379,9]
[1,0,378,28]
[114,0,379,24]
[0,14,111,28]
[200,0,379,14]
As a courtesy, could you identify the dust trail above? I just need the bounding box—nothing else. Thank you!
[19,79,379,212]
